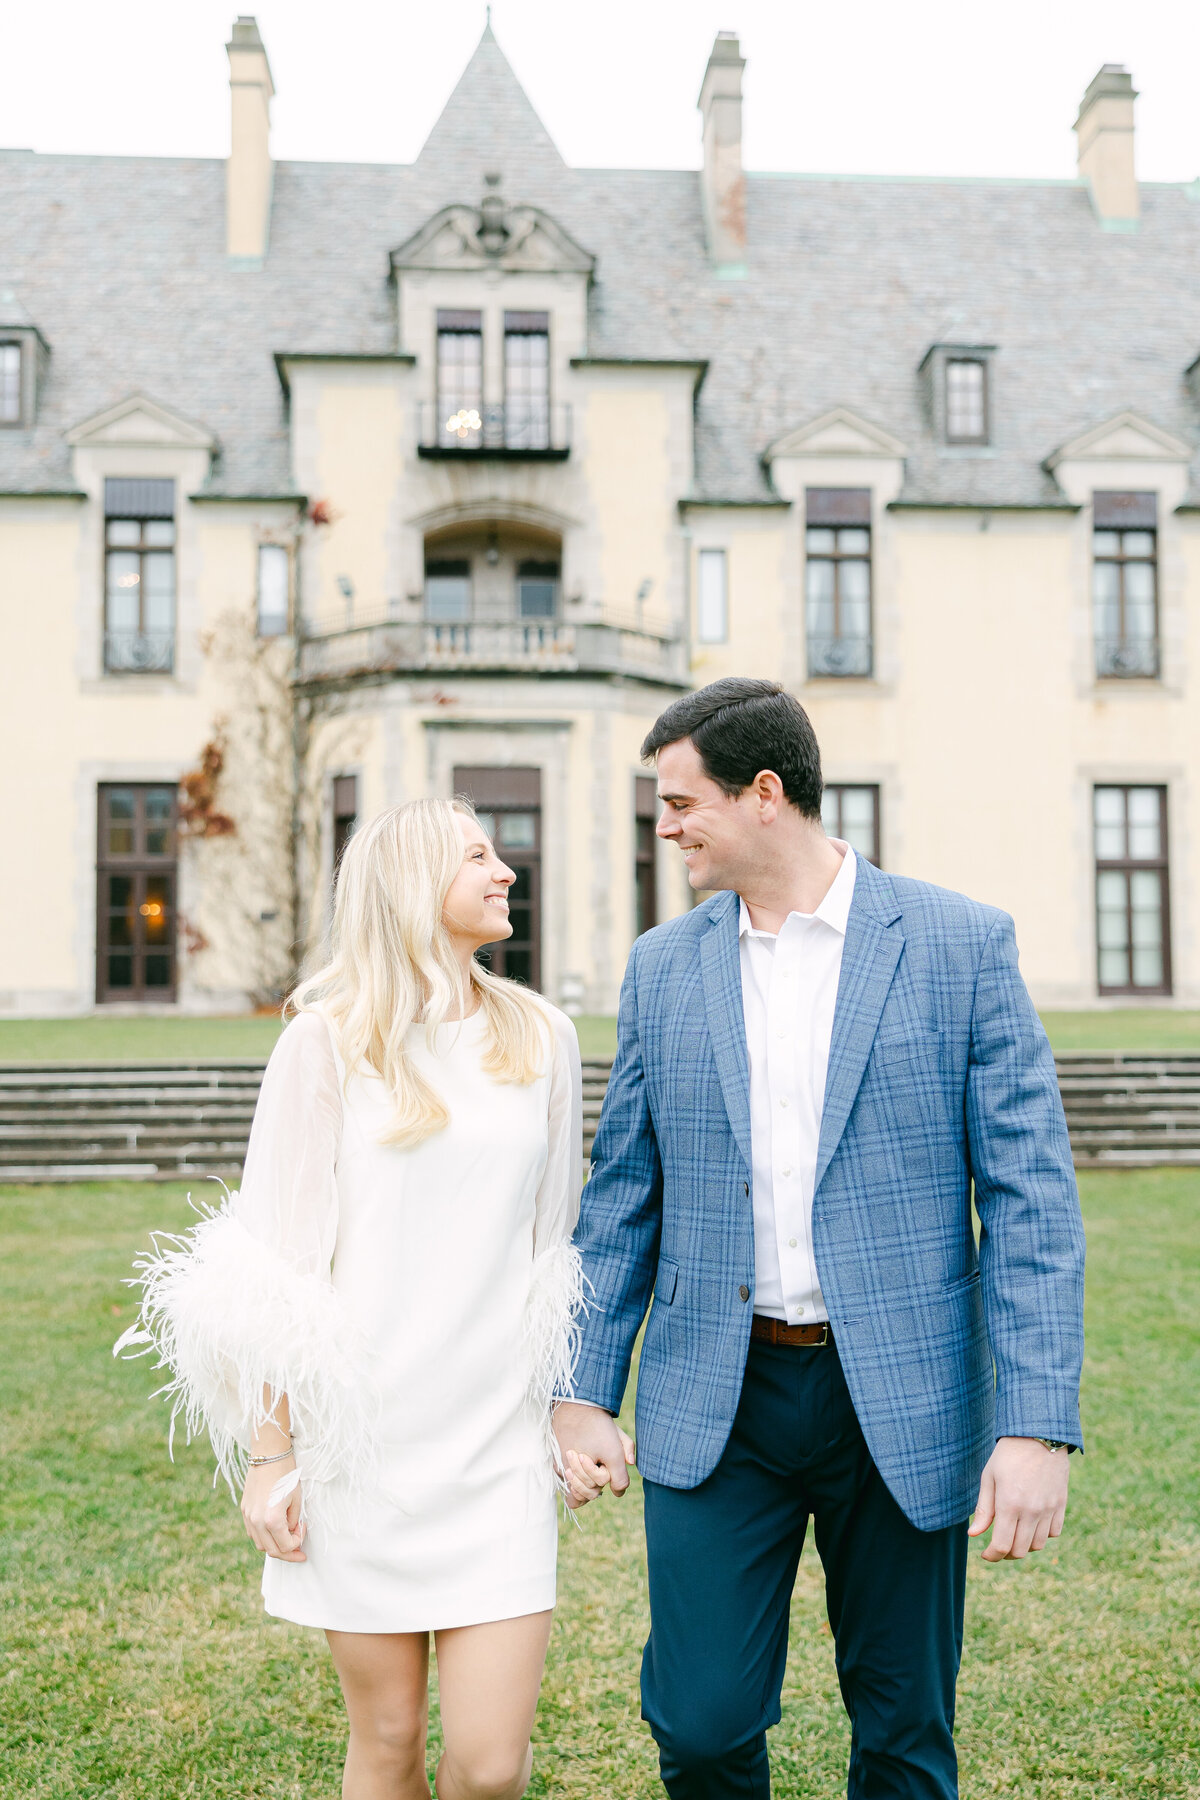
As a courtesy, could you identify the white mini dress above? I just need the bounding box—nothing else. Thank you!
[122,1002,584,1634]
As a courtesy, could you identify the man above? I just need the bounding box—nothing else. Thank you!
[555,678,1084,1800]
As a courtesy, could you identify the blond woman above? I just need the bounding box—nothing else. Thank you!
[118,799,589,1800]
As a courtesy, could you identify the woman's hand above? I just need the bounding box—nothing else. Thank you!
[560,1424,637,1510]
[240,1456,307,1562]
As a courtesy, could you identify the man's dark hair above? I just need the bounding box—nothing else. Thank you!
[641,678,823,820]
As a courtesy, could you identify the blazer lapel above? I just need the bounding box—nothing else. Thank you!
[814,865,905,1193]
[698,892,753,1173]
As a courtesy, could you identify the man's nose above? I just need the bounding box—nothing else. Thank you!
[657,809,680,838]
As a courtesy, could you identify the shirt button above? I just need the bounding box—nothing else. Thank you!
[781,1167,792,1177]
[779,1097,788,1108]
[738,1285,750,1302]
[788,1237,797,1248]
[797,1306,806,1317]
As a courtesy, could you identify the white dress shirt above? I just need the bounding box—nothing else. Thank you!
[739,842,857,1323]
[570,842,857,1410]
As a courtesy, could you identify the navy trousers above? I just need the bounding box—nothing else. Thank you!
[640,1338,968,1800]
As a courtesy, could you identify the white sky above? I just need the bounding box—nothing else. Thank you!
[4,0,1199,183]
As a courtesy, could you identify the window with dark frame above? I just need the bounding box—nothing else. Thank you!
[805,489,872,677]
[425,558,472,624]
[0,342,21,424]
[332,775,358,877]
[504,311,550,450]
[1092,491,1159,678]
[96,783,178,1003]
[437,310,483,448]
[821,784,880,866]
[1094,785,1171,996]
[944,358,988,444]
[257,543,290,637]
[635,775,659,935]
[103,478,176,673]
[453,766,542,989]
[516,559,559,621]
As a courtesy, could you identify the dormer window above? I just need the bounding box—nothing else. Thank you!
[945,358,988,444]
[0,343,21,424]
[919,343,995,448]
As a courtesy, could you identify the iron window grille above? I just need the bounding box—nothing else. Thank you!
[1094,785,1171,996]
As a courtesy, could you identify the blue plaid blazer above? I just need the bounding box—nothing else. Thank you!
[572,856,1085,1531]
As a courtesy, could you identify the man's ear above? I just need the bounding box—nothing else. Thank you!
[755,770,784,821]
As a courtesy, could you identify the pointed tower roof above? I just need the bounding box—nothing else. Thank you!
[417,21,564,184]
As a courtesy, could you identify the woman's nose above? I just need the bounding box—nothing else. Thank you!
[497,862,516,887]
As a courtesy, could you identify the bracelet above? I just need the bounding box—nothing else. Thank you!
[248,1446,295,1467]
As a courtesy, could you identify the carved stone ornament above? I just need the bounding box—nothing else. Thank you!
[390,177,595,279]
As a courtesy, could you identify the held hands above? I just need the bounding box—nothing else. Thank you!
[969,1436,1070,1562]
[240,1455,307,1562]
[553,1402,637,1510]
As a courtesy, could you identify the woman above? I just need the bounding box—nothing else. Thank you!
[117,798,603,1800]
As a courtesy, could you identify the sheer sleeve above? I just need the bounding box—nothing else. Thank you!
[523,1005,586,1455]
[116,1010,379,1527]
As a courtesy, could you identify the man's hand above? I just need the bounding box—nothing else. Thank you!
[553,1402,636,1509]
[969,1436,1070,1562]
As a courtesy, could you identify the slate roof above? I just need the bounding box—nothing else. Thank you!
[2,23,1199,505]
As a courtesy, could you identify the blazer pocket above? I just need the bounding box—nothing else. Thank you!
[873,1025,943,1067]
[655,1259,679,1305]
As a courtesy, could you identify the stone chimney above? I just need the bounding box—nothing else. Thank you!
[1075,64,1139,227]
[698,31,746,272]
[226,16,275,263]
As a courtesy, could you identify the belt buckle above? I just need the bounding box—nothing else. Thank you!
[812,1323,830,1347]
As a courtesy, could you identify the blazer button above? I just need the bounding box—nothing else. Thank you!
[739,1284,750,1302]
[743,1181,750,1196]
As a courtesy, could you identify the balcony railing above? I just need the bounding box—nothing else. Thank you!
[297,616,687,688]
[806,634,872,678]
[1096,637,1159,679]
[417,401,570,460]
[104,629,175,673]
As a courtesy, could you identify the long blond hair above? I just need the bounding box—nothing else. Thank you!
[289,798,547,1145]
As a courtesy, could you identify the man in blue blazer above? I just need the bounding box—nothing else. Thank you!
[555,678,1085,1800]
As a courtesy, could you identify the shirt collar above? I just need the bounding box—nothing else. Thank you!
[738,841,858,940]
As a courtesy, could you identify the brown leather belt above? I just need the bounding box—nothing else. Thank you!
[750,1315,831,1348]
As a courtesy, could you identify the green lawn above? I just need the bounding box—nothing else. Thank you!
[0,1014,619,1063]
[1,1010,1198,1066]
[0,1173,1197,1797]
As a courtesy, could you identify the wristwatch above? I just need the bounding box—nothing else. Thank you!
[1033,1437,1076,1454]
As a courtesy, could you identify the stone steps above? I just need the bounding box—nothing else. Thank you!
[0,1052,1198,1182]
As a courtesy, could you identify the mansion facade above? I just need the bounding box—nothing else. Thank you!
[1,22,1199,1014]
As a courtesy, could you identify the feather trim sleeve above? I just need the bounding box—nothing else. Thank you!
[523,1004,587,1477]
[115,1011,380,1531]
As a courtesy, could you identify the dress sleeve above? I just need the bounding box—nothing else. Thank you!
[523,1005,586,1438]
[115,1010,380,1527]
